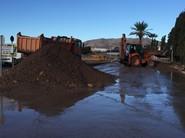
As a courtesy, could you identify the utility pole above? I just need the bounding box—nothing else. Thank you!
[171,45,174,63]
[0,35,3,77]
[0,96,4,125]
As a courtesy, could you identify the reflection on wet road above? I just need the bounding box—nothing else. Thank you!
[1,62,185,138]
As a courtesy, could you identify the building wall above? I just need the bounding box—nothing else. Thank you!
[0,35,5,46]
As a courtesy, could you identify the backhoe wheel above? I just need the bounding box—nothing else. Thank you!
[141,59,147,67]
[148,60,155,67]
[130,56,140,66]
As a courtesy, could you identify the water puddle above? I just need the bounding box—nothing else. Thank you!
[1,62,185,137]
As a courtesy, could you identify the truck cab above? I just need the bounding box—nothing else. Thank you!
[2,44,22,66]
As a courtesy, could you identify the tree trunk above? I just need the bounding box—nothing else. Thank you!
[151,38,154,49]
[139,37,142,46]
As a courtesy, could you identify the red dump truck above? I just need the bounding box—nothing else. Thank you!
[17,33,82,57]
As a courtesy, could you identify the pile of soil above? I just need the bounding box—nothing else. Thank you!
[0,44,114,115]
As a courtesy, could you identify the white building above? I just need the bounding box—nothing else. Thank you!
[0,35,5,46]
[91,48,108,52]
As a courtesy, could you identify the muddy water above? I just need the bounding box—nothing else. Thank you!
[1,62,185,138]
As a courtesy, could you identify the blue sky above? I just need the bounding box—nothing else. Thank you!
[0,0,185,42]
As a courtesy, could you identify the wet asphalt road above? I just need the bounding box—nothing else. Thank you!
[0,62,185,138]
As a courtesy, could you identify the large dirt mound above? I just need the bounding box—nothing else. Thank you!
[0,44,114,116]
[0,44,114,93]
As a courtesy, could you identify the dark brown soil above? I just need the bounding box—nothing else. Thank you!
[0,44,114,115]
[156,62,179,73]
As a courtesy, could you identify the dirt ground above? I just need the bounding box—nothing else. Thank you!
[155,62,185,76]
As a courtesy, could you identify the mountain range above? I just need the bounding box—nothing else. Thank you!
[84,38,152,49]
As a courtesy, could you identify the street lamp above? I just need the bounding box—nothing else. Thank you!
[10,36,15,67]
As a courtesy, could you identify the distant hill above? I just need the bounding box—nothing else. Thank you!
[84,38,152,49]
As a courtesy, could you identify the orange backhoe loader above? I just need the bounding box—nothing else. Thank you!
[120,34,155,66]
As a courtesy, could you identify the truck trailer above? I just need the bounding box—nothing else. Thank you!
[17,33,82,57]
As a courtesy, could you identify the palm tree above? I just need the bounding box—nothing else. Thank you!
[149,33,158,40]
[149,33,158,49]
[130,21,151,46]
